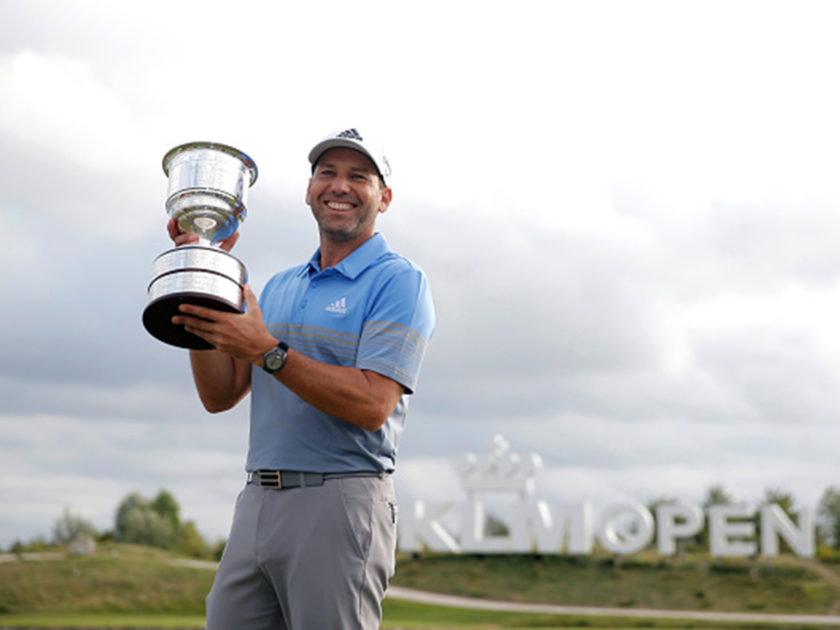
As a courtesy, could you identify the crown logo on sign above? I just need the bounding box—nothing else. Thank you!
[453,434,542,495]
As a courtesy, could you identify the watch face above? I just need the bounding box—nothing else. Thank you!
[266,351,283,370]
[264,346,287,373]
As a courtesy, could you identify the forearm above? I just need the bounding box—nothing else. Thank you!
[275,349,402,432]
[189,348,251,413]
[173,287,400,425]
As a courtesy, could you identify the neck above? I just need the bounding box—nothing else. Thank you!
[318,233,374,270]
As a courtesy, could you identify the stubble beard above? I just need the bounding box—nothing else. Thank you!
[320,223,359,243]
[314,204,376,244]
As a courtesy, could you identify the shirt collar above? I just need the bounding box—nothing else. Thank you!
[303,233,391,280]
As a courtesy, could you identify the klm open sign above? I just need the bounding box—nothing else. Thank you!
[398,436,814,558]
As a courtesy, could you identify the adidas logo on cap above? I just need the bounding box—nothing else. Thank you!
[336,128,363,141]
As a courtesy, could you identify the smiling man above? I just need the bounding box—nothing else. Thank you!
[307,147,393,248]
[169,128,436,629]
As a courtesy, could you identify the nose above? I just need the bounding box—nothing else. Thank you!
[329,175,351,194]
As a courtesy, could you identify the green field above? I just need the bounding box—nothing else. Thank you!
[393,551,840,614]
[3,609,840,630]
[2,544,840,628]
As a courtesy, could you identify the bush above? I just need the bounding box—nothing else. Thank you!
[53,508,98,544]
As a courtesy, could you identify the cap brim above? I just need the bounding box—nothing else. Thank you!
[308,140,385,181]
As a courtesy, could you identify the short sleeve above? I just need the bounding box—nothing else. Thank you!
[356,264,435,393]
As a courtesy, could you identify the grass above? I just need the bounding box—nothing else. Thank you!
[0,544,213,615]
[381,598,840,628]
[391,551,840,614]
[0,613,206,628]
[1,544,840,628]
[1,606,839,630]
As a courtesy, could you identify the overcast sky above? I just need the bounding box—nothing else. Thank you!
[2,0,840,548]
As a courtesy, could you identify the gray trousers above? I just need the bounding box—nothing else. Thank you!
[205,475,397,629]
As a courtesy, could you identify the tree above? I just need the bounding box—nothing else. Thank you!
[114,492,147,539]
[150,490,180,527]
[818,486,840,548]
[175,520,211,559]
[114,490,179,549]
[120,505,177,548]
[112,489,213,556]
[761,488,796,519]
[702,484,734,509]
[53,508,98,544]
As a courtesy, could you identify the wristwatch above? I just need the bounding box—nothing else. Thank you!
[262,342,289,374]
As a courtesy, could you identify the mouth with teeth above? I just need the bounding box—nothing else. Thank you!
[325,199,356,212]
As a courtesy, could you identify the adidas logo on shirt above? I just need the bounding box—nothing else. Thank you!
[325,297,348,314]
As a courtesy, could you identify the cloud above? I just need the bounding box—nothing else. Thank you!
[0,50,142,168]
[0,412,248,543]
[3,0,840,550]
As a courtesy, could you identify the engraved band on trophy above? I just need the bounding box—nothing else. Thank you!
[142,141,258,350]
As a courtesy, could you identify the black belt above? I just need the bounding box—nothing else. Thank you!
[247,470,387,490]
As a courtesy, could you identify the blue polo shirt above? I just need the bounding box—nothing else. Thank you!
[247,233,436,473]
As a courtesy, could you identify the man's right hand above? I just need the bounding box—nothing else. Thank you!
[167,217,240,252]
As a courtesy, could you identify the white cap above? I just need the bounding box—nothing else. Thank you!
[308,128,391,183]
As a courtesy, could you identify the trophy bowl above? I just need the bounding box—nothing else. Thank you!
[142,142,258,350]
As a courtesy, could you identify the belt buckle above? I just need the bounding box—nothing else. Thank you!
[259,470,282,489]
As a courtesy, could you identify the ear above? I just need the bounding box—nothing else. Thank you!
[305,178,313,206]
[378,186,393,214]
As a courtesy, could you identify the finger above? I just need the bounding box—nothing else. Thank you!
[242,285,259,312]
[175,232,198,247]
[170,313,215,346]
[219,231,240,252]
[177,303,226,322]
[166,217,180,240]
[182,322,217,347]
[172,313,211,331]
[167,218,196,246]
[183,320,214,337]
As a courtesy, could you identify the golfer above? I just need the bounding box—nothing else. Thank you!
[170,128,435,629]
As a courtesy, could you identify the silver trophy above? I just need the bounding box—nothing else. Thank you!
[142,141,258,349]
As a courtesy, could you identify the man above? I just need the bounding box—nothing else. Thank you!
[169,128,436,629]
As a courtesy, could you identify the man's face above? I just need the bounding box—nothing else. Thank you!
[306,148,392,244]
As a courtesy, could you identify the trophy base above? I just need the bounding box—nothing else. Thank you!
[143,245,247,350]
[143,293,240,350]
